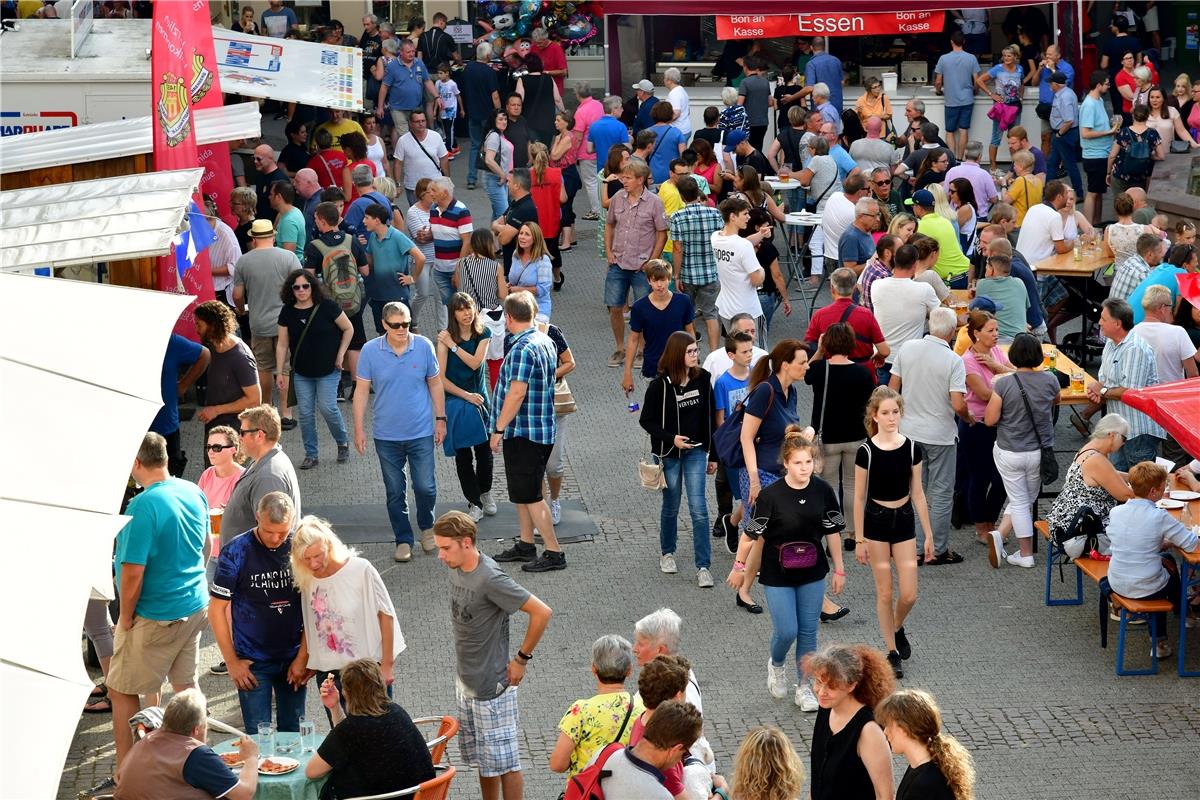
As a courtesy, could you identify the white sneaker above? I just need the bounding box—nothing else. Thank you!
[696,568,714,588]
[795,682,818,712]
[660,554,678,574]
[480,492,498,516]
[468,504,485,522]
[987,530,1006,569]
[1152,639,1172,659]
[1006,552,1035,568]
[766,659,789,699]
[550,499,562,525]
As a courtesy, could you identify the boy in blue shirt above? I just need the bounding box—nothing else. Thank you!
[975,254,1029,341]
[712,330,756,553]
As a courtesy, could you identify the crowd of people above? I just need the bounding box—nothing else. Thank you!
[79,5,1200,800]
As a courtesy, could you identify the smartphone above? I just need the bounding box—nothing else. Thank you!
[683,438,702,447]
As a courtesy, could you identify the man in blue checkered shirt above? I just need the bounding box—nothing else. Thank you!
[669,177,724,351]
[489,293,566,572]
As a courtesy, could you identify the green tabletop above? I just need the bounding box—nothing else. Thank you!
[214,733,328,800]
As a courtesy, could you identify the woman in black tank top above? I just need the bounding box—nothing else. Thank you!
[852,387,934,680]
[808,644,896,800]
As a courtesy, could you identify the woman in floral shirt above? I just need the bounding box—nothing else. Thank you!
[548,635,642,776]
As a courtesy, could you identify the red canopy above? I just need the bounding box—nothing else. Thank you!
[601,1,1032,14]
[1123,379,1200,461]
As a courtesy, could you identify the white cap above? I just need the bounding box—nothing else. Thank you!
[632,79,654,93]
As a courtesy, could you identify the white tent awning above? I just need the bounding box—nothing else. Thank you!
[0,167,203,271]
[0,102,262,175]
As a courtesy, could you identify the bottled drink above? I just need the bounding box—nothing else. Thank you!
[1048,349,1058,370]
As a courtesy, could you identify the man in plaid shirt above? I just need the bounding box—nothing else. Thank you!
[1108,233,1161,303]
[668,177,723,351]
[489,293,566,572]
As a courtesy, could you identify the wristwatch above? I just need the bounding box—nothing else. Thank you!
[435,416,447,421]
[450,345,458,354]
[1099,386,1110,398]
[494,428,504,434]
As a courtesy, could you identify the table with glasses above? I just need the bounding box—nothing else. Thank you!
[782,211,824,313]
[994,343,1097,406]
[214,732,327,800]
[1033,248,1113,365]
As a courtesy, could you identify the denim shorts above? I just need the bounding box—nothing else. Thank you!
[604,264,650,308]
[863,498,916,543]
[944,104,973,133]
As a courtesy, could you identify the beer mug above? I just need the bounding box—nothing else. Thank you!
[210,507,223,538]
[1070,370,1085,394]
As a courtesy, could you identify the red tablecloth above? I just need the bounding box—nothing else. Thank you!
[1123,378,1200,461]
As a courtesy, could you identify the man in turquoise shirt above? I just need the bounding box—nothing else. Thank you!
[109,432,211,774]
[1128,258,1189,326]
[270,182,307,261]
[361,203,425,334]
[1079,70,1119,225]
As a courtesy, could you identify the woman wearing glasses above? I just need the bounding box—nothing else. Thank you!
[198,425,247,515]
[276,269,354,470]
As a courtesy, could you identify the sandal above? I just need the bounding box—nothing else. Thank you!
[925,550,964,565]
[89,683,107,699]
[84,695,112,714]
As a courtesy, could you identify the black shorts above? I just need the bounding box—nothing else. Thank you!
[1082,158,1108,196]
[348,308,367,351]
[502,436,553,504]
[863,499,916,544]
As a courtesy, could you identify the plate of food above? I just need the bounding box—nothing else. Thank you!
[219,751,244,768]
[259,756,300,776]
[1169,490,1200,501]
[1157,498,1186,510]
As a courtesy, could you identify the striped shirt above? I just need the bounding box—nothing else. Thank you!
[1098,332,1165,440]
[668,202,722,284]
[429,199,472,273]
[491,327,558,445]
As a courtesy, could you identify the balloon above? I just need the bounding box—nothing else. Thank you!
[557,13,596,45]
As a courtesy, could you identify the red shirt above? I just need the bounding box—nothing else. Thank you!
[529,166,563,238]
[307,149,349,188]
[804,297,885,363]
[534,40,568,95]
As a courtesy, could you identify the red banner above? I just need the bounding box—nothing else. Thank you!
[152,0,218,337]
[717,11,943,40]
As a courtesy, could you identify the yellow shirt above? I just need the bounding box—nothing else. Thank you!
[313,118,366,152]
[557,691,642,776]
[916,213,971,282]
[659,182,685,255]
[1008,175,1044,228]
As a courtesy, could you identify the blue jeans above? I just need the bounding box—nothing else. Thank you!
[657,448,711,569]
[292,371,349,459]
[467,118,486,186]
[759,292,780,332]
[238,658,307,733]
[375,436,437,544]
[1112,434,1162,473]
[433,270,456,331]
[604,265,651,308]
[1048,127,1083,196]
[483,172,509,220]
[764,580,826,680]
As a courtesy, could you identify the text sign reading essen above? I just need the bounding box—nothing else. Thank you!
[716,12,943,40]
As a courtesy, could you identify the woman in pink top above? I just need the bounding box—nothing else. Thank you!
[958,311,1013,545]
[198,425,245,553]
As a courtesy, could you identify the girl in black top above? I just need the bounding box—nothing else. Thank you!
[276,269,353,469]
[741,207,791,334]
[807,644,896,800]
[733,428,845,712]
[640,332,718,586]
[876,689,976,800]
[853,387,934,679]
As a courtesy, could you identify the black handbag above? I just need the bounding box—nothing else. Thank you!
[1012,373,1059,486]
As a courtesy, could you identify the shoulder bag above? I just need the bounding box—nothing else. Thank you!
[638,378,674,490]
[409,133,445,175]
[554,378,577,415]
[803,170,834,214]
[1012,373,1059,485]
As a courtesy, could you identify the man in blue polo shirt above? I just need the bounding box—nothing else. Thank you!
[210,492,305,734]
[587,96,631,173]
[361,203,424,334]
[801,37,844,113]
[377,39,436,139]
[353,301,446,563]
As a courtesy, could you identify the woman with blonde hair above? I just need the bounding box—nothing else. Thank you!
[888,212,917,244]
[876,689,976,800]
[805,644,896,800]
[508,221,554,321]
[291,517,404,707]
[731,725,805,800]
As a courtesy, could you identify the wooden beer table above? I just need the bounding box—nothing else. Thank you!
[1034,249,1113,365]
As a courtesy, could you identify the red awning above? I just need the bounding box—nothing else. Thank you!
[601,1,1033,15]
[1123,379,1200,462]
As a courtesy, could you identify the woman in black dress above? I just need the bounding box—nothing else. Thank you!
[515,52,563,147]
[807,644,895,800]
[876,689,976,800]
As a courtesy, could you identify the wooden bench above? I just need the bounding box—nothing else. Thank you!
[1074,555,1173,676]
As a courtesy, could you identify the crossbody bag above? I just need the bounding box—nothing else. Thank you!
[1011,373,1059,485]
[410,133,445,175]
[285,305,321,407]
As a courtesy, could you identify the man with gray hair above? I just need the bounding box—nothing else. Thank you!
[943,140,998,217]
[462,41,501,190]
[573,83,605,218]
[839,197,881,274]
[342,164,391,237]
[210,492,306,734]
[664,67,691,138]
[429,176,473,330]
[804,267,888,366]
[531,25,568,94]
[113,688,261,799]
[889,307,971,565]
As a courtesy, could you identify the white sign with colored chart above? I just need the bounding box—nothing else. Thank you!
[211,29,363,111]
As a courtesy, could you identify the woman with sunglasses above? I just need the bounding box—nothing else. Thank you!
[276,269,354,470]
[198,425,247,512]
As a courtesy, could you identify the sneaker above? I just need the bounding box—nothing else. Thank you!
[281,417,298,431]
[1152,639,1172,659]
[210,661,228,675]
[1109,604,1146,625]
[766,659,789,699]
[712,517,726,539]
[420,529,436,553]
[895,627,912,660]
[795,682,818,712]
[299,456,318,470]
[660,554,678,574]
[480,492,498,516]
[466,182,477,190]
[495,541,537,563]
[468,504,485,522]
[393,543,412,562]
[887,650,904,679]
[987,530,1006,569]
[1006,552,1035,568]
[582,211,600,221]
[447,152,457,160]
[78,776,117,798]
[522,550,567,572]
[550,499,562,525]
[607,350,625,368]
[697,568,714,588]
[721,514,739,554]
[337,444,350,464]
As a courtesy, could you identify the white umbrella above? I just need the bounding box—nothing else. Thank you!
[0,273,191,800]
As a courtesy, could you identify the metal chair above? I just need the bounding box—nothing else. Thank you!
[342,764,456,800]
[412,715,459,764]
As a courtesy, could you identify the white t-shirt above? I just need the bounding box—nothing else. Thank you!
[587,748,673,800]
[703,347,768,386]
[711,231,764,319]
[871,277,939,364]
[1131,321,1197,383]
[1015,203,1067,266]
[821,192,857,262]
[393,129,448,190]
[300,557,406,671]
[668,85,691,136]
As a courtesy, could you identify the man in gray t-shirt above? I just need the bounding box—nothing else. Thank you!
[221,408,301,545]
[737,58,772,151]
[933,31,981,159]
[434,511,552,798]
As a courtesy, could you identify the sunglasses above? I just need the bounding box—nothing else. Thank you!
[238,428,262,437]
[293,283,311,291]
[206,443,237,453]
[873,180,890,187]
[384,320,411,330]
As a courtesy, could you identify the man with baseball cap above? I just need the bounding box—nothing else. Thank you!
[723,129,774,177]
[1046,70,1083,197]
[632,79,659,137]
[910,189,971,288]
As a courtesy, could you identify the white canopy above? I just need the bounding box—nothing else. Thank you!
[0,167,203,272]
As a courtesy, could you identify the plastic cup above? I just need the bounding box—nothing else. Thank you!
[209,508,222,538]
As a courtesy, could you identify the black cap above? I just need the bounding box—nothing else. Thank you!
[1050,71,1069,85]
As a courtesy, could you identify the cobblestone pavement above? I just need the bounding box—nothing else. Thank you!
[61,158,1200,799]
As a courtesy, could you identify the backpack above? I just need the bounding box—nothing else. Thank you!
[309,235,363,317]
[712,382,775,470]
[1122,131,1153,175]
[562,743,626,800]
